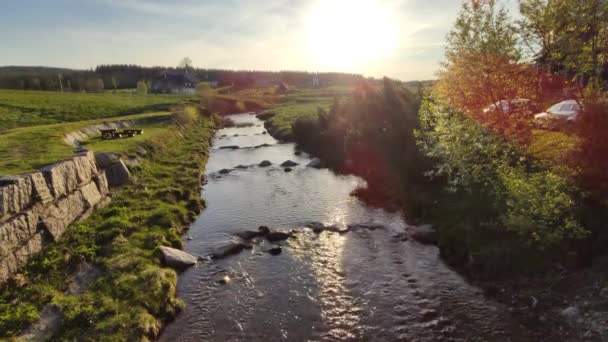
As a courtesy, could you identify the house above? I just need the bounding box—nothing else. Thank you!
[150,70,199,94]
[275,82,292,95]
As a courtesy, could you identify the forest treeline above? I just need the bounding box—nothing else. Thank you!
[292,0,608,277]
[0,65,366,92]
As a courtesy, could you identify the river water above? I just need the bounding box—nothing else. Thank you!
[160,113,533,341]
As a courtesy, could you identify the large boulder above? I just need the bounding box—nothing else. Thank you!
[105,160,130,188]
[159,246,197,269]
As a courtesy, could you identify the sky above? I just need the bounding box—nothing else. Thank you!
[0,0,519,81]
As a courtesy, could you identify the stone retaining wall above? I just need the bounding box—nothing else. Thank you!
[0,152,129,283]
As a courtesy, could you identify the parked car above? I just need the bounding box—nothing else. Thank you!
[483,99,535,114]
[534,99,581,124]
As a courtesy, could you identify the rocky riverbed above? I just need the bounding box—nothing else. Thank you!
[159,113,595,341]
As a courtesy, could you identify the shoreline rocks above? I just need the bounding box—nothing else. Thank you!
[408,224,437,244]
[280,160,298,167]
[307,158,322,168]
[159,246,197,270]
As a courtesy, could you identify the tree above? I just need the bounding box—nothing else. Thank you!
[519,0,608,85]
[111,77,119,92]
[178,57,193,71]
[137,81,148,95]
[437,0,539,144]
[58,74,64,92]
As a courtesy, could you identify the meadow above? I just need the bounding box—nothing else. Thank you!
[264,86,353,140]
[0,90,194,131]
[0,112,171,175]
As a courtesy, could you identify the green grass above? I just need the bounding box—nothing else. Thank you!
[81,120,171,153]
[0,112,171,175]
[265,86,352,140]
[0,106,218,340]
[0,89,195,131]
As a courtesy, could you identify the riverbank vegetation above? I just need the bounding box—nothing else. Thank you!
[0,105,218,340]
[263,86,353,140]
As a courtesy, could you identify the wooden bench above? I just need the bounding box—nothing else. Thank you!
[100,129,117,140]
[100,128,144,140]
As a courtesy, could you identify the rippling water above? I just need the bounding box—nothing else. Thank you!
[160,113,533,341]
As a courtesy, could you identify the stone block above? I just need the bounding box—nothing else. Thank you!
[40,191,85,240]
[40,160,79,199]
[0,176,34,219]
[106,160,131,188]
[80,181,102,209]
[72,152,98,185]
[94,171,110,197]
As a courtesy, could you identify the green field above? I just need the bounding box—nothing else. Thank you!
[0,90,194,131]
[0,112,171,175]
[265,86,353,140]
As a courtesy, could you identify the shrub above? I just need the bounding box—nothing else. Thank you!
[417,93,586,275]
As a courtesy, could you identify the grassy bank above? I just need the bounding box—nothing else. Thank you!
[0,90,194,131]
[0,105,218,340]
[263,86,352,141]
[0,111,171,175]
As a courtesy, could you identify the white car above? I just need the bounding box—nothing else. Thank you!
[534,100,581,122]
[483,99,532,114]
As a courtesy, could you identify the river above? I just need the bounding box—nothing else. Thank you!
[160,113,534,341]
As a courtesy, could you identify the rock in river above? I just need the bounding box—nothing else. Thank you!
[219,169,232,175]
[267,247,282,255]
[266,231,292,242]
[159,246,197,270]
[306,222,348,234]
[409,224,437,244]
[284,167,293,173]
[280,160,299,167]
[258,160,272,167]
[307,158,322,168]
[560,306,581,322]
[235,228,265,240]
[211,242,253,260]
[220,145,240,150]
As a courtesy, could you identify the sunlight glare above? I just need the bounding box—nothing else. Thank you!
[306,0,399,71]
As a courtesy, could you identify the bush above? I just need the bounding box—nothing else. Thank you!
[417,93,586,275]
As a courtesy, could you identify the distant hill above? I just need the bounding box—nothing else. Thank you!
[0,66,82,77]
[0,65,432,92]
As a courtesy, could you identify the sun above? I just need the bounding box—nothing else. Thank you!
[306,0,398,71]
